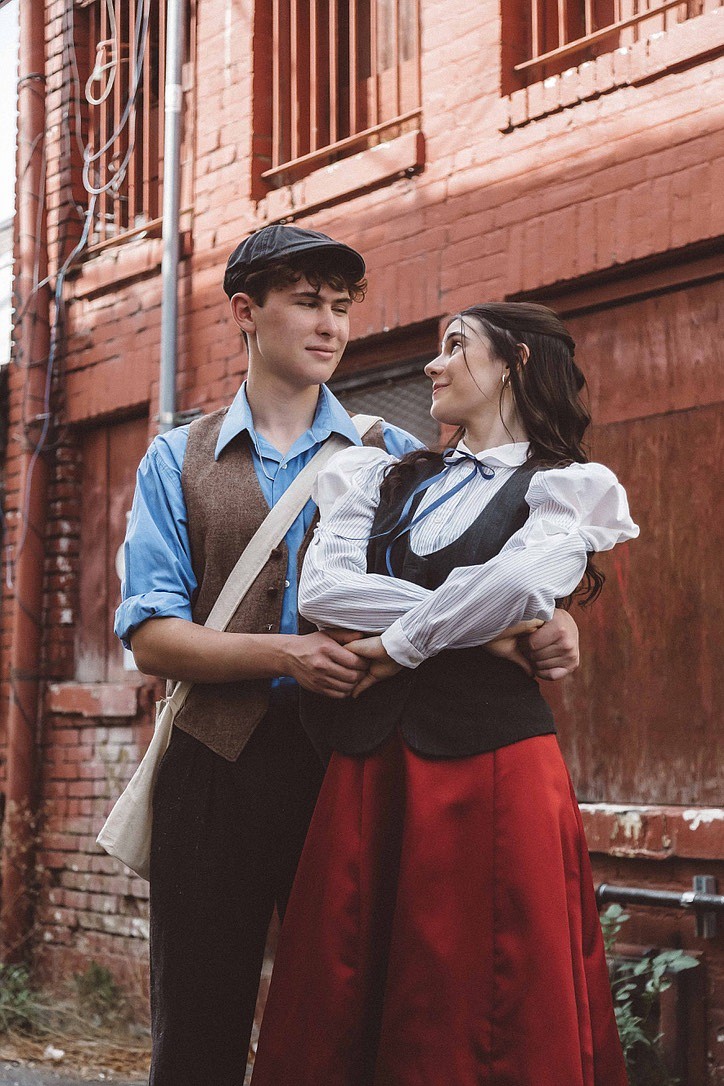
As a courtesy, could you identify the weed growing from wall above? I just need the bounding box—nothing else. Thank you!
[601,904,699,1086]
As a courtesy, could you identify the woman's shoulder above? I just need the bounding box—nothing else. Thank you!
[528,460,622,499]
[313,445,397,517]
[525,461,639,548]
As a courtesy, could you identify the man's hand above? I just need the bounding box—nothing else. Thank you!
[485,619,544,676]
[525,608,579,681]
[345,636,403,698]
[282,631,370,698]
[485,609,579,681]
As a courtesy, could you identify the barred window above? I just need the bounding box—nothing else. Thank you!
[332,360,439,449]
[255,0,421,189]
[505,0,722,88]
[76,0,194,249]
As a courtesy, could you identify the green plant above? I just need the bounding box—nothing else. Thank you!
[600,904,699,1086]
[73,961,129,1028]
[0,962,38,1034]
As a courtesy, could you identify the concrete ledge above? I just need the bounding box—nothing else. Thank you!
[581,803,724,862]
[261,129,425,223]
[46,683,140,720]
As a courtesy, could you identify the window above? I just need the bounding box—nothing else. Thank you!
[76,0,194,249]
[332,360,440,448]
[331,319,442,449]
[504,0,722,89]
[255,0,421,188]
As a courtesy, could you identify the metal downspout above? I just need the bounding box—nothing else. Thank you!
[1,0,51,958]
[158,0,185,435]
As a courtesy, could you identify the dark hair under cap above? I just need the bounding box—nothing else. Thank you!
[223,225,366,299]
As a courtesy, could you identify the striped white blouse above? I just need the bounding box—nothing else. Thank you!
[298,441,639,669]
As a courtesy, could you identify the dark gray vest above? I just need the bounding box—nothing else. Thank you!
[301,457,556,759]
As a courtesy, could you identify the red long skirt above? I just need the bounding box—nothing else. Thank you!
[250,733,628,1086]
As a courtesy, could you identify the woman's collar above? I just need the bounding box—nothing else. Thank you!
[457,439,530,468]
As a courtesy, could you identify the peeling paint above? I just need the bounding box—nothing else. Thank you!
[683,809,724,831]
[614,811,643,841]
[581,804,661,815]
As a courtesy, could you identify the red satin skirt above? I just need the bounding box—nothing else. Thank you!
[250,733,628,1086]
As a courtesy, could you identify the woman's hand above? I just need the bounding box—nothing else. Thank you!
[345,636,403,698]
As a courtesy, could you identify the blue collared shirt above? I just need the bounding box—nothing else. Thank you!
[115,383,422,687]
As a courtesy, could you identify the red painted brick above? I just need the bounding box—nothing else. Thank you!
[3,0,722,1039]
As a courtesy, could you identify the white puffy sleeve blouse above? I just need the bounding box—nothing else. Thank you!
[299,444,639,668]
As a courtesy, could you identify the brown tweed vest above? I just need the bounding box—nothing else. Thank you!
[173,406,386,760]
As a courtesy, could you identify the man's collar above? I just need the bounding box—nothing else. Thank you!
[215,382,362,460]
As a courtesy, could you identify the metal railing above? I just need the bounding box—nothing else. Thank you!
[264,0,421,183]
[597,879,723,939]
[515,0,723,75]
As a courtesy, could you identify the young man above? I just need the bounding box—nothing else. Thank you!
[115,225,579,1085]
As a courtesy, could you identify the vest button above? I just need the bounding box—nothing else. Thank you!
[270,547,282,559]
[267,586,278,597]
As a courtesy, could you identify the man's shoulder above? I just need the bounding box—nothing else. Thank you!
[344,409,423,456]
[187,404,230,436]
[379,421,425,457]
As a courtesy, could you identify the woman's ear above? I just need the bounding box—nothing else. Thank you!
[517,343,530,366]
[230,292,256,334]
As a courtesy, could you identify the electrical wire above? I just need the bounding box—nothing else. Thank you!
[82,0,152,198]
[5,0,154,588]
[85,0,118,106]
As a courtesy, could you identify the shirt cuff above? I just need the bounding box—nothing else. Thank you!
[114,593,193,649]
[381,621,426,669]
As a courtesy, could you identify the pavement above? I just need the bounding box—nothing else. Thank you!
[0,1064,145,1085]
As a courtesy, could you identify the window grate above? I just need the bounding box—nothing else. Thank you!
[264,0,421,184]
[332,360,439,449]
[79,0,193,248]
[514,0,721,79]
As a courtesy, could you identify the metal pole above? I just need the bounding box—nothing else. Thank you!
[597,883,724,912]
[158,0,185,434]
[1,0,51,959]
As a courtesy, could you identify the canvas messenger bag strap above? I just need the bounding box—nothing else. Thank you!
[96,414,383,879]
[165,413,383,717]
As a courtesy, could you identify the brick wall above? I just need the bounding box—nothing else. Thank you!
[1,0,722,1072]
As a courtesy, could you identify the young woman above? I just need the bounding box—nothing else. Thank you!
[250,303,638,1086]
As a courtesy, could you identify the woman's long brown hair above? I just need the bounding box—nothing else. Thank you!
[380,302,604,604]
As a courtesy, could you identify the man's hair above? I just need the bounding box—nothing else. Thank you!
[236,251,367,305]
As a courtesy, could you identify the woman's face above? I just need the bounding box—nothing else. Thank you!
[424,317,506,429]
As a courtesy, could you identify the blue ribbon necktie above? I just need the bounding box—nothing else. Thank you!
[382,449,495,576]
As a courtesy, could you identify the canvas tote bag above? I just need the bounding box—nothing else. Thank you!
[96,416,381,880]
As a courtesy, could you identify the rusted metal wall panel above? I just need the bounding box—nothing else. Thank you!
[75,417,149,683]
[545,277,723,805]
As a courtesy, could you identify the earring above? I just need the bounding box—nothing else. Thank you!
[501,372,508,387]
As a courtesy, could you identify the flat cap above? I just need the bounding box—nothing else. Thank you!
[223,225,366,298]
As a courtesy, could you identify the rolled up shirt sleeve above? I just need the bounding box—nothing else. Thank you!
[381,462,639,668]
[114,433,197,649]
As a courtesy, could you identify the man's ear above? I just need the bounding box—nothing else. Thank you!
[230,292,256,334]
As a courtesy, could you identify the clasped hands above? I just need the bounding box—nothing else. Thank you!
[324,608,580,699]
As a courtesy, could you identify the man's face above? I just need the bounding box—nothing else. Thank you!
[234,276,353,388]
